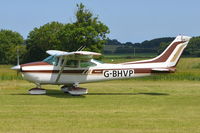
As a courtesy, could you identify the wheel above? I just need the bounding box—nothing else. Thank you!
[60,85,70,93]
[29,88,46,95]
[68,87,88,96]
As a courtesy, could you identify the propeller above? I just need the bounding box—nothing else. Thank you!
[11,49,21,75]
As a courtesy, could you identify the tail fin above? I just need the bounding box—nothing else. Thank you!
[121,35,191,66]
[161,35,191,67]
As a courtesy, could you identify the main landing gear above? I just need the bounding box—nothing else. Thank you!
[61,83,88,96]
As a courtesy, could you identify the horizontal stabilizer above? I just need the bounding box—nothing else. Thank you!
[151,68,176,73]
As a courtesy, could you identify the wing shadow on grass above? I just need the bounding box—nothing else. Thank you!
[11,89,86,99]
[88,92,169,96]
[46,89,86,98]
[11,89,168,98]
[46,89,85,98]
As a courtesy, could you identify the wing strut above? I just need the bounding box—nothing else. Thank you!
[55,57,67,83]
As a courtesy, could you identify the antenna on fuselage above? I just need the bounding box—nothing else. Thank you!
[76,45,86,51]
[17,48,20,66]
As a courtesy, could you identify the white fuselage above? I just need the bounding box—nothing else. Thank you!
[21,62,158,85]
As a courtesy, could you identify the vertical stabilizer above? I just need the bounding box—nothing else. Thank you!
[165,36,191,67]
[121,35,191,67]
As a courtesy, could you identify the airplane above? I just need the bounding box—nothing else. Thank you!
[12,35,191,95]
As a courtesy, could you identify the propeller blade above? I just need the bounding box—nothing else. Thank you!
[11,65,21,70]
[11,65,21,76]
[11,48,21,77]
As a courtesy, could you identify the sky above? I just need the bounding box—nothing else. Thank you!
[0,0,200,43]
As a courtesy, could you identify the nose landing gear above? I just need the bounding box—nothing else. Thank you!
[29,83,47,95]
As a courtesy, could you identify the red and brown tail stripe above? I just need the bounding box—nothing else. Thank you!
[122,41,186,65]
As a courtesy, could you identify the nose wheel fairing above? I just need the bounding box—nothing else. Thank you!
[28,83,47,95]
[29,88,47,95]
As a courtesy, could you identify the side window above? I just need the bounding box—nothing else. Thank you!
[65,60,78,68]
[59,59,96,68]
[80,60,96,68]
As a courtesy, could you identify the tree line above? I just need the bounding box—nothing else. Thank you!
[0,3,109,64]
[1,3,200,65]
[105,37,200,56]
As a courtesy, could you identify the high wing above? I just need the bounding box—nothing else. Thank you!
[46,50,101,60]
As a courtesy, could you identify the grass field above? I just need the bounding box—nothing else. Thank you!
[0,58,200,133]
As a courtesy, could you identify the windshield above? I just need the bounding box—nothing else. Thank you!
[92,59,104,64]
[43,56,58,66]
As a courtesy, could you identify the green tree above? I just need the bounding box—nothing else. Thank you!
[25,22,64,62]
[157,37,200,57]
[157,42,169,54]
[185,37,200,57]
[25,4,109,62]
[3,5,200,64]
[59,3,110,52]
[0,30,25,64]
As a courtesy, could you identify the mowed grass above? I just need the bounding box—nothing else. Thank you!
[0,80,200,133]
[0,58,200,133]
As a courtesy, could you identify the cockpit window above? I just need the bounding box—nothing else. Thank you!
[60,59,97,68]
[43,56,58,66]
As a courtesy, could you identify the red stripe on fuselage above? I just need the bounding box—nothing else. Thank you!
[92,68,152,74]
[21,61,52,67]
[22,70,85,74]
